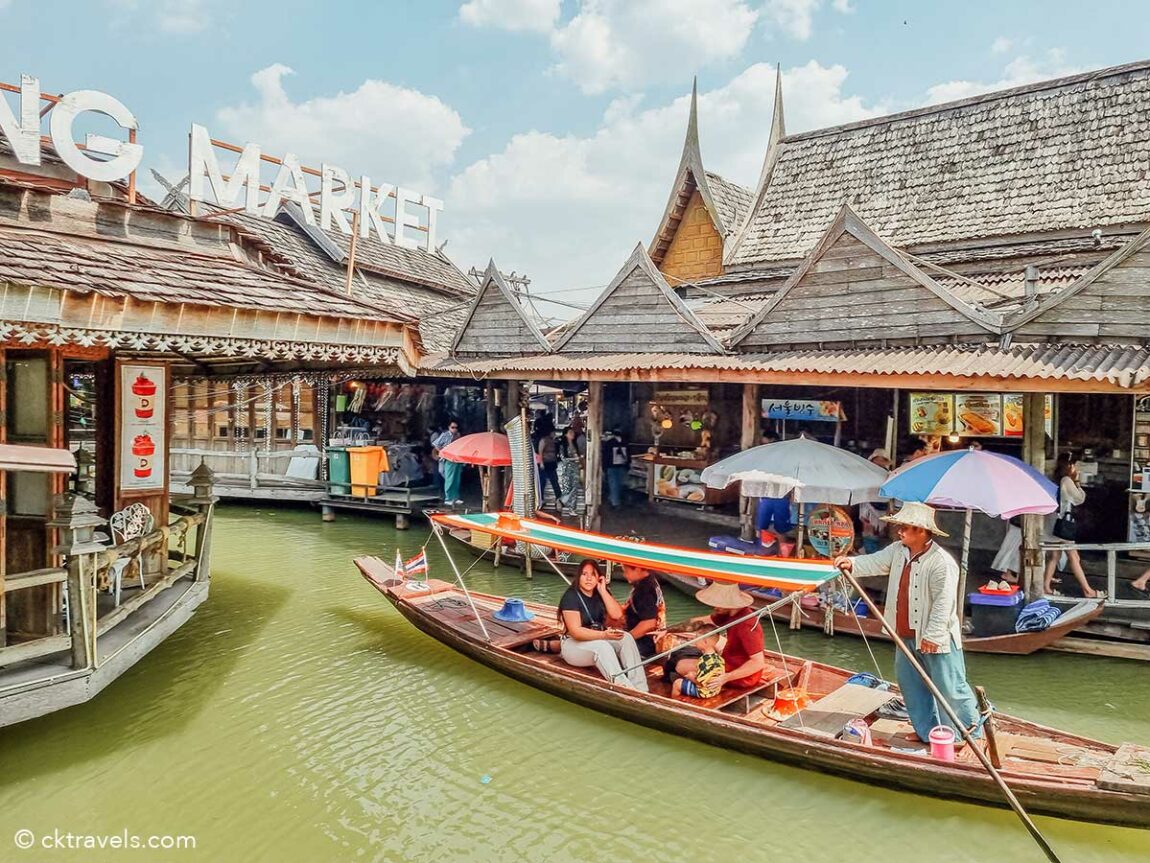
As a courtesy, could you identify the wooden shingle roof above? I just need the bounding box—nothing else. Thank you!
[729,60,1150,267]
[451,261,552,356]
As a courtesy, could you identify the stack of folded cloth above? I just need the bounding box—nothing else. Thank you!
[1015,599,1063,633]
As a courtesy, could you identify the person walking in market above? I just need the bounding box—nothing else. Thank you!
[431,420,463,505]
[832,502,981,745]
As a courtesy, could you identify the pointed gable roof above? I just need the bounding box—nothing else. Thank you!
[727,205,1003,349]
[451,260,552,356]
[1006,224,1150,341]
[553,243,724,354]
[650,79,752,265]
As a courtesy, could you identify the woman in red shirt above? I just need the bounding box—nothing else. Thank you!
[695,582,766,689]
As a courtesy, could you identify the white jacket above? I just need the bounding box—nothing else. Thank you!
[850,541,964,653]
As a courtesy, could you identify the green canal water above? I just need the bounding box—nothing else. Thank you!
[1,506,1148,862]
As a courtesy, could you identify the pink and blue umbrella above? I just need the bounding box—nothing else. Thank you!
[880,449,1057,518]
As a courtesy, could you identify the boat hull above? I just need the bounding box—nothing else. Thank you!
[358,561,1147,829]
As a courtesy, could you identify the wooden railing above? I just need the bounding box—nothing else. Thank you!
[170,447,323,493]
[1040,539,1150,608]
[0,503,214,676]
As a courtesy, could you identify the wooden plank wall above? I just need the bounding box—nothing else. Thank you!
[736,234,990,350]
[455,286,544,355]
[1014,248,1150,341]
[562,269,715,353]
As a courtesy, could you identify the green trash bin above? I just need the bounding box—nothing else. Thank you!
[327,447,351,495]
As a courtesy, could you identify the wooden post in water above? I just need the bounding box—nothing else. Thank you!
[485,383,503,512]
[740,383,760,541]
[1021,392,1048,600]
[585,381,604,532]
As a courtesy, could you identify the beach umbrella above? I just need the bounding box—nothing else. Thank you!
[701,436,888,505]
[880,448,1058,613]
[439,432,511,467]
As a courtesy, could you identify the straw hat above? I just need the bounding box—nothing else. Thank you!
[695,581,754,609]
[868,448,892,469]
[881,501,949,537]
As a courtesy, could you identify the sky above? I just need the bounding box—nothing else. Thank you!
[4,0,1150,318]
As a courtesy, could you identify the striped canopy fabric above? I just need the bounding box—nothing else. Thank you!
[432,512,836,592]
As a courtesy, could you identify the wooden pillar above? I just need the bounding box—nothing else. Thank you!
[740,383,760,541]
[585,381,604,532]
[1021,392,1048,600]
[485,383,504,511]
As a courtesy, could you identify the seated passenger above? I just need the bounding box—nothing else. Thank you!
[618,563,666,660]
[555,559,649,692]
[695,582,765,690]
[670,625,725,700]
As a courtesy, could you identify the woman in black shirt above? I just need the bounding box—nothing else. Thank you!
[554,560,649,691]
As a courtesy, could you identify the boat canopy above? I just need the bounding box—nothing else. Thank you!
[432,512,836,592]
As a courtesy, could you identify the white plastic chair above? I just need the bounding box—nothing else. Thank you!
[107,502,154,606]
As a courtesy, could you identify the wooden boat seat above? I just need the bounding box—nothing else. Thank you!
[653,663,791,712]
[779,683,896,737]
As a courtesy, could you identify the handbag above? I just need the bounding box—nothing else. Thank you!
[1053,511,1077,541]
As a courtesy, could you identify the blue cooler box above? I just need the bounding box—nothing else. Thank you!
[969,591,1023,638]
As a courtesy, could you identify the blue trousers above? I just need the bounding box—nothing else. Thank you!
[894,637,981,742]
[607,466,627,507]
[441,460,462,502]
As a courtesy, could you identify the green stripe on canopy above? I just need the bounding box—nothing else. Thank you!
[433,512,835,591]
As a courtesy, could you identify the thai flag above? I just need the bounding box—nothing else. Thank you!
[403,550,428,576]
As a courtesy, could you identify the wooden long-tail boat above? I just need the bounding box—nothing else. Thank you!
[355,512,1150,829]
[660,571,1106,656]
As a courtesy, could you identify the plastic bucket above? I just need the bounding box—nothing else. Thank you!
[348,446,385,497]
[853,598,869,617]
[929,725,956,762]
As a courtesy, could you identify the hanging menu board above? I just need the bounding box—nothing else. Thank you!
[955,394,1003,437]
[119,363,166,492]
[1002,395,1025,437]
[908,393,954,435]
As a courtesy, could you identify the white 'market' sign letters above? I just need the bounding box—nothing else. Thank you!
[0,73,444,252]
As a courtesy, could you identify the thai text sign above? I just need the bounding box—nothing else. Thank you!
[761,399,844,422]
[119,363,165,492]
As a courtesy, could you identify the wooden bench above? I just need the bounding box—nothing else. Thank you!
[661,664,791,712]
[780,683,896,737]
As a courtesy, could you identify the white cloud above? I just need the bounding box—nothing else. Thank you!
[105,0,211,34]
[924,52,1080,104]
[445,61,885,306]
[991,36,1013,55]
[549,0,761,94]
[215,64,470,191]
[157,0,210,33]
[763,0,821,41]
[831,0,854,12]
[459,0,560,32]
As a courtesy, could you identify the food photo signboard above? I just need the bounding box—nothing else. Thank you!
[119,363,165,492]
[908,393,954,435]
[955,394,1003,437]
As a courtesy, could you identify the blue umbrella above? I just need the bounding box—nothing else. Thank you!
[881,449,1058,612]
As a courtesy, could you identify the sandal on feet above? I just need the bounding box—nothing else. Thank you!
[532,638,560,653]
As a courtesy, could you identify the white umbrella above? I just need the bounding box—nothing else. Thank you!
[701,436,888,505]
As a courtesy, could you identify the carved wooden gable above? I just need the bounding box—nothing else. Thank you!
[554,244,722,354]
[728,207,1001,350]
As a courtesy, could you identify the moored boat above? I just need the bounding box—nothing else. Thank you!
[354,556,1150,829]
[444,525,583,579]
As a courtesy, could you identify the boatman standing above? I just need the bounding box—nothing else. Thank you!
[832,502,981,745]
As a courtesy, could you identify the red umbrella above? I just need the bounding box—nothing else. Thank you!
[439,432,512,467]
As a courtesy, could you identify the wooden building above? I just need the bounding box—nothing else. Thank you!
[432,60,1150,604]
[156,186,477,500]
[0,175,415,727]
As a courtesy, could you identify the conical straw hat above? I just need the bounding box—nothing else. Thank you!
[695,581,754,609]
[880,501,949,537]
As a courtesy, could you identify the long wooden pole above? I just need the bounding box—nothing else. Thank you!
[841,569,1062,863]
[740,383,759,541]
[585,382,604,532]
[344,210,361,295]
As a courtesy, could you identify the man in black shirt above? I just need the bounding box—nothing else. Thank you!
[620,564,666,659]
